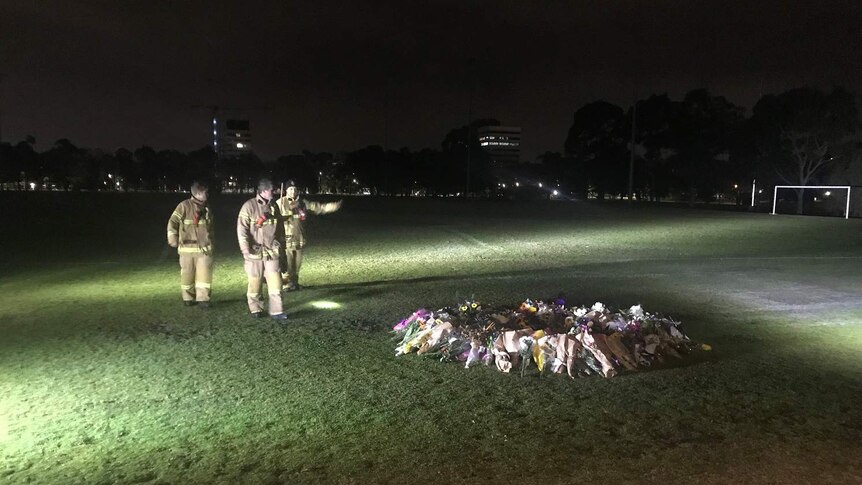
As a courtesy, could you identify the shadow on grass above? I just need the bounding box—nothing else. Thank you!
[0,258,761,351]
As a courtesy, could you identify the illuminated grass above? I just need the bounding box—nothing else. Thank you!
[1,193,862,484]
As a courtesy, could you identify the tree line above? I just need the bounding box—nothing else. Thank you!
[560,86,861,210]
[2,86,860,209]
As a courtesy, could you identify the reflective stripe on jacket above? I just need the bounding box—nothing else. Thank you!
[167,198,213,254]
[237,195,285,260]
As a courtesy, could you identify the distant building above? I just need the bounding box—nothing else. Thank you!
[213,119,252,159]
[477,125,521,164]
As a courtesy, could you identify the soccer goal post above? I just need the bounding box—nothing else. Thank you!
[771,185,851,219]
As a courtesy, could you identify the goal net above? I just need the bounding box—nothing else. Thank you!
[771,185,851,219]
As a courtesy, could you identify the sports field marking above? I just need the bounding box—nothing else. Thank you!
[710,255,862,261]
[603,255,862,265]
[441,227,502,251]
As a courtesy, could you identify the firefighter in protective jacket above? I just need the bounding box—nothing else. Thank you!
[276,182,342,291]
[237,178,288,320]
[167,180,214,307]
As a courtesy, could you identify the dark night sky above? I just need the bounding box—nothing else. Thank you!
[2,0,861,161]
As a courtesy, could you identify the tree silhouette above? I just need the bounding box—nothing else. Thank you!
[565,101,627,199]
[669,89,745,204]
[753,87,859,213]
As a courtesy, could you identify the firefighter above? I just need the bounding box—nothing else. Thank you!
[237,178,288,320]
[167,180,214,307]
[276,181,342,291]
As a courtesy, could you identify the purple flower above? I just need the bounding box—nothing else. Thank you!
[392,308,430,331]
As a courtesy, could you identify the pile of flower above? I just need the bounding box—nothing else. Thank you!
[393,298,709,378]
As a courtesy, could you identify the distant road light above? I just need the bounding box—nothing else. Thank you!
[825,191,832,196]
[236,143,244,148]
[538,183,543,188]
[553,190,559,196]
[515,182,520,187]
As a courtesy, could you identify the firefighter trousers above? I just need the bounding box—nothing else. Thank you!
[179,254,213,302]
[282,247,304,287]
[244,258,283,315]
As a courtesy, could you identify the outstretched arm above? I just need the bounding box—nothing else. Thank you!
[306,199,342,215]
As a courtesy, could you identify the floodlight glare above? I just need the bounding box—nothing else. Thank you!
[538,183,543,188]
[311,301,341,309]
[553,190,559,196]
[236,143,244,148]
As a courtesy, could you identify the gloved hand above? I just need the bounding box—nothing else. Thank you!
[323,201,342,213]
[169,241,178,248]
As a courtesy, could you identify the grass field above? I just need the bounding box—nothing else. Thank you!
[2,192,862,484]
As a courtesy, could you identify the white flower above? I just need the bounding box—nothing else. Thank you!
[629,304,644,319]
[607,316,627,332]
[574,307,587,318]
[518,336,534,355]
[591,302,606,312]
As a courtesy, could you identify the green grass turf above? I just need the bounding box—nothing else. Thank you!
[2,192,862,484]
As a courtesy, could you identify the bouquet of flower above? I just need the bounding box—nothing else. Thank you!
[393,297,708,379]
